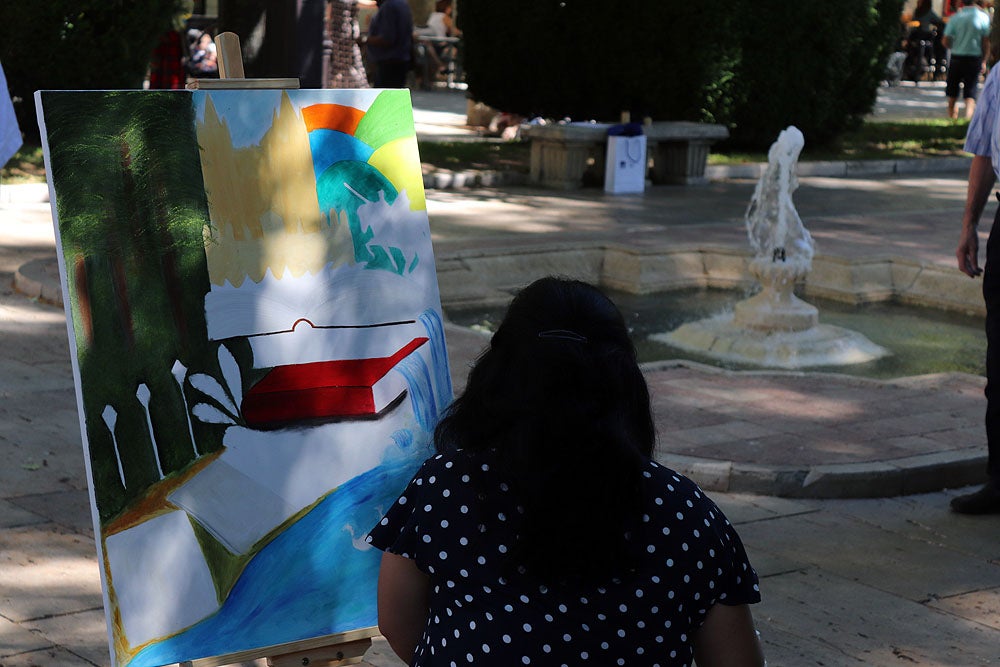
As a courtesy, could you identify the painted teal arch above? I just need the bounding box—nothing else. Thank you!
[315,160,406,272]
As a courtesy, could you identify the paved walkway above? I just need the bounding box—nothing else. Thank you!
[2,83,999,666]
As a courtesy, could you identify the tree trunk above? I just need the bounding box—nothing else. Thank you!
[74,254,94,344]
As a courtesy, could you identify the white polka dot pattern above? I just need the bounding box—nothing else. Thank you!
[367,451,760,666]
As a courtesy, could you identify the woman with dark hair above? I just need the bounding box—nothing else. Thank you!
[912,0,945,33]
[366,277,764,666]
[907,0,947,80]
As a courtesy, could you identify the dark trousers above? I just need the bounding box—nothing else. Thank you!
[983,199,1000,480]
[946,55,983,100]
[374,59,409,88]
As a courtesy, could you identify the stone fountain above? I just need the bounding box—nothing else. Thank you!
[655,126,889,369]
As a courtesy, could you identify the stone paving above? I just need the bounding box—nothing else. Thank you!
[1,85,999,666]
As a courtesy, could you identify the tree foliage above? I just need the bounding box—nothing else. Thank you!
[724,0,905,148]
[459,0,904,149]
[458,0,739,124]
[0,1,185,143]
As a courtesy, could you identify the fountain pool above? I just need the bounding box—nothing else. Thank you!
[445,287,986,380]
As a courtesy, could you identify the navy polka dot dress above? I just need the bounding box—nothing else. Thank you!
[366,449,760,666]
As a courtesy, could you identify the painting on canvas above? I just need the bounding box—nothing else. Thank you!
[35,88,451,667]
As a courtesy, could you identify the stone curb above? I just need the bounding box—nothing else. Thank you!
[655,429,986,501]
[417,156,973,190]
[422,168,528,190]
[14,257,63,307]
[705,156,972,181]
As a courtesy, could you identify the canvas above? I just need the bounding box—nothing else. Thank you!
[35,88,452,667]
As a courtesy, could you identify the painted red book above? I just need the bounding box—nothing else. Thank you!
[241,337,428,426]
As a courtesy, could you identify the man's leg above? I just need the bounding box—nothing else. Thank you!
[947,65,962,119]
[984,217,1000,483]
[966,96,978,120]
[953,205,1000,513]
[963,58,983,120]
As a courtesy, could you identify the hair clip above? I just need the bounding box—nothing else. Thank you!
[537,329,588,343]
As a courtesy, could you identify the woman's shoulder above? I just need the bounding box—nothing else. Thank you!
[417,447,496,479]
[641,459,727,521]
[641,458,701,494]
[639,460,745,558]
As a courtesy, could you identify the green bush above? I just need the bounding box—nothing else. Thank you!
[459,0,902,150]
[0,1,185,143]
[724,0,904,149]
[458,0,739,124]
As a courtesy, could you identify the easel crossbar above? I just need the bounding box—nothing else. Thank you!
[178,628,378,667]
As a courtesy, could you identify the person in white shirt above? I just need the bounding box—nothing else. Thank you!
[953,55,1000,514]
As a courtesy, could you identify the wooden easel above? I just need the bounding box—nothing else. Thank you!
[179,628,375,667]
[179,31,376,667]
[185,32,299,90]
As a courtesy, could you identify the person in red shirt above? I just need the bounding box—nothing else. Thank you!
[149,30,186,90]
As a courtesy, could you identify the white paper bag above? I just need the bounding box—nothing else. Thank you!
[604,134,646,194]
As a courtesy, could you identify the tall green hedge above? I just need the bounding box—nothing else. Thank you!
[459,0,739,124]
[724,0,904,148]
[0,1,184,143]
[459,0,904,149]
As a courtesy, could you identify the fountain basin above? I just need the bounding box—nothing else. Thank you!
[446,287,986,379]
[657,313,890,369]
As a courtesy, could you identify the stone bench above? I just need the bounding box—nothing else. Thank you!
[523,121,730,189]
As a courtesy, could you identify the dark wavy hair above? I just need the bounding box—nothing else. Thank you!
[434,277,656,581]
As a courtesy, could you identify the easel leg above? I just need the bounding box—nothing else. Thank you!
[266,638,373,667]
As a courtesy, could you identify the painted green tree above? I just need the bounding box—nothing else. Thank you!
[41,91,227,523]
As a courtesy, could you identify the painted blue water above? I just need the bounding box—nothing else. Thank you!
[126,447,424,667]
[126,310,454,667]
[419,309,454,411]
[396,352,438,430]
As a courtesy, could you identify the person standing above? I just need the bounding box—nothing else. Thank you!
[365,0,413,88]
[148,30,186,90]
[954,40,1000,514]
[910,0,947,78]
[943,0,991,119]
